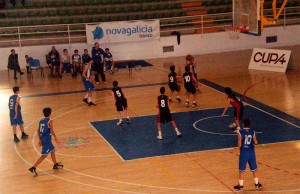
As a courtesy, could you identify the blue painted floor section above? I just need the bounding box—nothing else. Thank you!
[90,105,300,160]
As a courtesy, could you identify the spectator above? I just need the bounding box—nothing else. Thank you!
[25,55,33,73]
[47,46,60,64]
[48,53,61,78]
[104,48,115,74]
[92,42,106,84]
[8,49,24,79]
[61,49,75,77]
[72,49,82,74]
[82,49,90,66]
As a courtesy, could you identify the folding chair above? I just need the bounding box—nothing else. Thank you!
[28,59,44,78]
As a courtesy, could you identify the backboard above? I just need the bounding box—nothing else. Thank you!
[233,0,261,36]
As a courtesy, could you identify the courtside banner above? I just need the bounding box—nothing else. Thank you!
[86,20,160,44]
[249,48,291,73]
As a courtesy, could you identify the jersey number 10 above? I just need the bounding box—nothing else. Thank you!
[244,135,252,145]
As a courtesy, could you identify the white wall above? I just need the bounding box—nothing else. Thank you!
[0,25,299,70]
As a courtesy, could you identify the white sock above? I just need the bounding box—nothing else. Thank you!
[193,101,196,103]
[254,178,258,184]
[237,127,241,130]
[239,180,244,186]
[176,96,180,98]
[84,94,88,98]
[174,128,180,135]
[186,99,189,102]
[88,97,91,103]
[158,131,162,137]
[119,119,122,122]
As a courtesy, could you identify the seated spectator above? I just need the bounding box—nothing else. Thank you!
[104,48,115,74]
[61,49,75,77]
[25,55,33,73]
[8,49,24,79]
[72,49,82,74]
[82,49,90,67]
[47,46,60,64]
[47,53,61,78]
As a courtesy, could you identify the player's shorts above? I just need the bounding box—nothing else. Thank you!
[184,84,196,94]
[169,83,181,92]
[41,139,55,155]
[234,105,244,121]
[116,98,128,111]
[106,61,112,69]
[157,110,173,124]
[10,111,24,126]
[82,77,95,92]
[239,149,257,172]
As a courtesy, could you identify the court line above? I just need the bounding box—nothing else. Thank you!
[193,115,263,136]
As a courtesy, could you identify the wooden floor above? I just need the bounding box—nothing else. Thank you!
[0,45,300,194]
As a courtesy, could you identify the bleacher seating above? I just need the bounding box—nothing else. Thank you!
[0,0,299,47]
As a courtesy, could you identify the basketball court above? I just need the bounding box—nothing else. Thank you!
[0,0,299,193]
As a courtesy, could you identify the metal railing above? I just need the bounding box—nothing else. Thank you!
[0,6,299,48]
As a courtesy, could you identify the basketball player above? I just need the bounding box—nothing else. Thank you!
[168,65,181,102]
[221,87,244,131]
[29,107,63,176]
[183,66,197,107]
[104,48,115,74]
[9,86,28,143]
[82,57,96,106]
[111,81,130,125]
[186,54,200,92]
[82,49,90,66]
[157,87,182,140]
[234,119,262,191]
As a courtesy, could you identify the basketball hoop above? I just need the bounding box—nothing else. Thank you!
[226,26,247,40]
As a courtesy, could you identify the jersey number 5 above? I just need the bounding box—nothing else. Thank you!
[116,90,121,97]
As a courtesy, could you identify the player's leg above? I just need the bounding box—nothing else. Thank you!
[12,125,20,143]
[19,125,28,139]
[185,91,190,107]
[82,92,89,104]
[191,89,197,106]
[157,123,162,140]
[88,90,96,106]
[176,85,182,102]
[117,111,123,125]
[29,155,48,176]
[170,120,182,137]
[249,151,262,189]
[123,100,130,124]
[51,150,64,169]
[100,63,106,83]
[234,153,247,191]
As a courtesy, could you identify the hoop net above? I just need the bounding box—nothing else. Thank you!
[226,26,247,40]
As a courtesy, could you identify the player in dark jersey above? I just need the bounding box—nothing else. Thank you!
[157,87,182,140]
[82,49,90,66]
[221,87,244,132]
[111,81,130,125]
[233,119,262,191]
[82,57,96,106]
[8,86,28,143]
[29,107,63,176]
[168,65,181,103]
[183,66,197,107]
[186,55,201,93]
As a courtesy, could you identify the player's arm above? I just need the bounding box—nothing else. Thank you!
[82,65,88,79]
[37,127,42,146]
[49,120,58,143]
[237,132,242,148]
[253,132,258,144]
[14,97,20,119]
[110,56,115,68]
[221,99,231,116]
[156,97,159,108]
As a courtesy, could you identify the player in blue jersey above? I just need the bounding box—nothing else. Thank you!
[234,119,262,191]
[82,49,90,66]
[9,86,28,143]
[111,81,130,125]
[29,107,63,176]
[104,48,115,74]
[157,87,182,140]
[82,57,96,106]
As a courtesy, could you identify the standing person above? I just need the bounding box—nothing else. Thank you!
[234,119,262,191]
[168,65,181,103]
[104,48,115,74]
[157,87,182,140]
[221,87,244,132]
[111,81,130,126]
[186,54,200,92]
[28,107,63,176]
[9,86,28,143]
[8,49,24,79]
[82,57,96,106]
[183,66,197,107]
[92,42,106,84]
